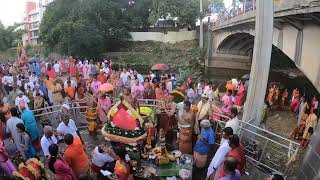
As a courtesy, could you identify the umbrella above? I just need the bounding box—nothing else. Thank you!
[151,64,169,71]
[99,83,114,92]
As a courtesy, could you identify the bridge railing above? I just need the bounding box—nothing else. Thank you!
[214,0,256,27]
[212,112,300,176]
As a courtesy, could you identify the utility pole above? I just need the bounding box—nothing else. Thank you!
[242,0,273,125]
[199,0,204,48]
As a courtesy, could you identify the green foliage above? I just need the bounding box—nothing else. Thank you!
[40,0,131,58]
[209,0,226,14]
[0,22,24,52]
[116,0,153,30]
[148,0,200,28]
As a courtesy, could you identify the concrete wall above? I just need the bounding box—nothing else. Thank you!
[300,24,320,86]
[129,30,197,44]
[281,24,299,60]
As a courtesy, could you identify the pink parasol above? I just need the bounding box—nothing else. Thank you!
[99,83,114,92]
[151,63,169,71]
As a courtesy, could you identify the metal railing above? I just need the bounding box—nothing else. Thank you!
[214,0,256,27]
[32,98,300,176]
[211,112,300,176]
[32,100,88,128]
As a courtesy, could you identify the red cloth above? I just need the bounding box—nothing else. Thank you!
[113,108,137,130]
[59,60,67,73]
[47,69,56,79]
[290,98,300,113]
[69,61,76,77]
[220,144,246,178]
[54,159,77,180]
[234,83,245,106]
[97,74,107,83]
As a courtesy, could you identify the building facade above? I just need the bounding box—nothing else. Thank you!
[22,0,54,45]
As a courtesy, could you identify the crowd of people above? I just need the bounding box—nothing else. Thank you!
[0,56,285,180]
[266,83,319,148]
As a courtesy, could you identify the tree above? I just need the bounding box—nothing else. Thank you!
[0,22,25,51]
[209,0,226,14]
[115,0,153,30]
[40,0,131,58]
[148,0,200,28]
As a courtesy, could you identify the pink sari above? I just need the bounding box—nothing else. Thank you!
[91,80,101,97]
[97,97,111,123]
[221,94,232,114]
[59,59,67,73]
[69,61,76,77]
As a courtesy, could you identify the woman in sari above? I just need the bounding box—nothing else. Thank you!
[59,59,67,74]
[0,140,16,178]
[91,77,102,98]
[123,88,135,107]
[97,93,111,123]
[155,83,164,101]
[267,85,276,107]
[69,57,76,77]
[47,64,56,79]
[290,89,300,113]
[234,82,245,106]
[131,79,144,100]
[291,109,308,140]
[280,89,288,110]
[77,61,83,76]
[144,78,154,99]
[48,144,76,180]
[301,110,318,147]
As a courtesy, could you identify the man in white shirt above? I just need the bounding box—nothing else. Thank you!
[53,62,61,76]
[5,107,24,149]
[2,74,14,93]
[15,92,30,110]
[24,81,35,92]
[135,71,144,85]
[57,113,78,137]
[40,126,58,157]
[225,108,240,135]
[166,79,173,93]
[207,127,233,179]
[28,71,38,85]
[91,145,115,172]
[120,69,128,87]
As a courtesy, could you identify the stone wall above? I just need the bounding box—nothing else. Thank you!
[129,30,197,44]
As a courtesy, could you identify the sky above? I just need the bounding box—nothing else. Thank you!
[0,0,233,27]
[0,0,26,26]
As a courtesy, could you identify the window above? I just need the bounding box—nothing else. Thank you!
[31,22,39,29]
[32,30,39,37]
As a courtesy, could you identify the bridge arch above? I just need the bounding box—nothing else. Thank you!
[217,33,254,56]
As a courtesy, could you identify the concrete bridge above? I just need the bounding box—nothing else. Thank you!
[207,0,320,92]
